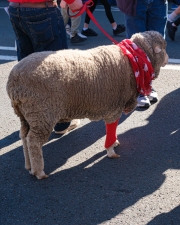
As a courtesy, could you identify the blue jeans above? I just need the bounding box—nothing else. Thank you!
[124,0,168,38]
[8,6,68,61]
[8,5,70,131]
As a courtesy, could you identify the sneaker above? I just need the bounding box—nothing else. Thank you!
[54,119,80,134]
[70,33,87,43]
[137,89,158,108]
[171,4,178,10]
[77,32,87,39]
[147,88,158,102]
[113,24,126,35]
[167,21,177,41]
[137,94,151,108]
[81,28,98,36]
[65,24,71,36]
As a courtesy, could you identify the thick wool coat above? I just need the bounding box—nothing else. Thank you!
[6,31,167,179]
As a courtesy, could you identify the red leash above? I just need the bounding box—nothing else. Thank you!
[68,0,119,44]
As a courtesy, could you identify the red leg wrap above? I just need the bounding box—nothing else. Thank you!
[105,119,119,148]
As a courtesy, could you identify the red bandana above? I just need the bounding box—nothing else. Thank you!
[117,39,155,96]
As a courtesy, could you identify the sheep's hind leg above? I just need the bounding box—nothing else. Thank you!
[20,119,31,171]
[27,128,50,179]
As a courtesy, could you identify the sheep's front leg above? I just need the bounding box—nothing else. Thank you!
[27,131,48,179]
[105,119,120,158]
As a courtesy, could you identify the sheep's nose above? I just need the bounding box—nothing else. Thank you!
[162,54,169,67]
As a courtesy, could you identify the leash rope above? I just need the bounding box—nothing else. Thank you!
[67,0,119,44]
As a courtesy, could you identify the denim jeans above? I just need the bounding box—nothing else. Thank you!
[8,6,68,61]
[8,5,70,131]
[124,0,168,38]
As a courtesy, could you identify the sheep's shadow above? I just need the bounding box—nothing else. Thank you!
[147,205,180,225]
[1,88,179,225]
[0,130,20,149]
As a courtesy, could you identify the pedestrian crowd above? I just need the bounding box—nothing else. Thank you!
[6,0,178,133]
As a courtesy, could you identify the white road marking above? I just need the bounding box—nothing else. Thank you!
[0,55,17,61]
[0,46,16,51]
[168,58,180,64]
[0,47,180,69]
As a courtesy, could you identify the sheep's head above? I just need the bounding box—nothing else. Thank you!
[130,31,168,78]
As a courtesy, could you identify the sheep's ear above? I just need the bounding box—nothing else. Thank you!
[154,46,162,53]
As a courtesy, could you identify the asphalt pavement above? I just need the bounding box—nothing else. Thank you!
[0,1,180,225]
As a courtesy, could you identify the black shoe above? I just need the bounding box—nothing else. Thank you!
[54,122,70,134]
[54,120,80,134]
[113,24,126,35]
[70,33,87,43]
[81,28,98,36]
[167,21,177,41]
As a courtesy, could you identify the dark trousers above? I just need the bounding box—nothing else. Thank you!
[84,0,115,24]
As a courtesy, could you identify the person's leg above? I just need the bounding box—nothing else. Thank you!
[147,0,168,38]
[99,0,125,35]
[70,13,87,43]
[69,10,87,41]
[174,16,180,26]
[100,0,115,23]
[124,0,147,38]
[84,0,98,25]
[18,7,68,51]
[81,0,98,36]
[167,16,180,40]
[168,6,180,22]
[61,6,70,26]
[8,6,34,61]
[10,6,76,132]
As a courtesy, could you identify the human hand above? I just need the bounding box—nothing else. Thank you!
[66,0,83,11]
[60,0,67,8]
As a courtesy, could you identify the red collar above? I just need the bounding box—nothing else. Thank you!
[117,39,155,96]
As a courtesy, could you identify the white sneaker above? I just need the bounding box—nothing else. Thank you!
[65,24,71,36]
[137,89,158,108]
[137,94,151,108]
[147,89,158,102]
[77,32,87,39]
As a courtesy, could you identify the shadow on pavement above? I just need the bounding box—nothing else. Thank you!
[1,88,180,224]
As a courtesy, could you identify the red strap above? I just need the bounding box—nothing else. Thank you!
[68,0,118,44]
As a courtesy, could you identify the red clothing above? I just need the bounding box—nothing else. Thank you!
[8,0,51,2]
[8,0,75,4]
[117,39,154,96]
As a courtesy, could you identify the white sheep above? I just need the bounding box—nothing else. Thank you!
[6,31,168,179]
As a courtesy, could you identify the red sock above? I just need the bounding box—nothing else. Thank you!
[105,119,119,148]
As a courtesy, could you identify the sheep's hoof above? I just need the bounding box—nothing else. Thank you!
[107,152,120,158]
[29,170,49,179]
[114,140,120,147]
[36,173,49,180]
[106,140,120,158]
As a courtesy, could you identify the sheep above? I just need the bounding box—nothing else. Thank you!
[6,31,168,179]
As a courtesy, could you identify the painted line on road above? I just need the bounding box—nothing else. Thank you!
[168,58,180,64]
[161,64,180,70]
[1,53,180,69]
[0,55,17,61]
[0,46,16,51]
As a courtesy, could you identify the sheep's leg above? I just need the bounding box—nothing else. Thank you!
[20,120,31,171]
[105,119,120,158]
[27,130,50,179]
